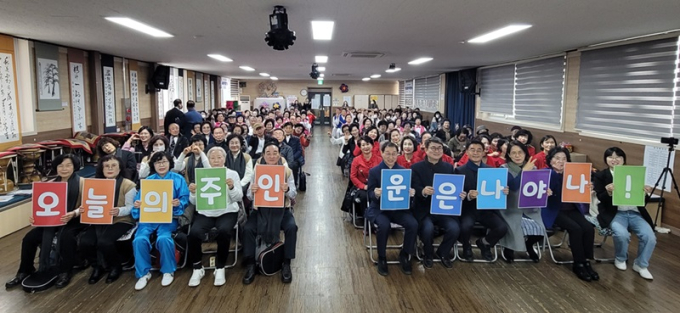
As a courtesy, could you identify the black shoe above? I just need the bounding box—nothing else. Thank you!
[423,258,433,269]
[242,264,256,285]
[437,253,453,269]
[526,243,539,263]
[573,262,592,282]
[476,238,493,261]
[462,244,473,262]
[106,266,122,284]
[55,272,71,289]
[583,261,599,281]
[399,253,412,275]
[88,267,105,284]
[5,272,31,289]
[73,259,90,271]
[377,259,388,276]
[502,248,515,263]
[281,263,292,284]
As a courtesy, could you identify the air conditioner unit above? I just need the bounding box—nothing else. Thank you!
[341,51,385,59]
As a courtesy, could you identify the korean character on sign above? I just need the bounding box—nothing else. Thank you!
[36,192,61,217]
[144,190,169,213]
[435,182,458,210]
[386,174,406,201]
[199,177,222,205]
[259,173,281,202]
[85,187,106,219]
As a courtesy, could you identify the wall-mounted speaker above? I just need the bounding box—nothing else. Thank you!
[239,81,247,88]
[151,65,170,90]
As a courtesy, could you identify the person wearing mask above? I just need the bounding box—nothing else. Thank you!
[366,142,418,276]
[132,152,189,290]
[247,123,269,160]
[166,123,189,159]
[593,147,656,280]
[164,99,187,137]
[542,147,599,282]
[78,155,136,284]
[455,142,510,261]
[411,137,462,268]
[282,122,304,186]
[430,111,443,132]
[138,135,170,179]
[187,147,243,287]
[97,136,137,181]
[242,142,298,284]
[175,135,209,184]
[5,155,85,289]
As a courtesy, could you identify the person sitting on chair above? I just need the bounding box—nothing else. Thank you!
[79,155,137,284]
[366,142,418,276]
[455,141,510,261]
[593,147,656,280]
[411,137,463,269]
[187,147,243,287]
[174,135,209,184]
[131,152,189,290]
[242,142,297,285]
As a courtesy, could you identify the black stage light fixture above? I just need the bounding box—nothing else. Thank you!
[309,63,319,79]
[265,6,296,51]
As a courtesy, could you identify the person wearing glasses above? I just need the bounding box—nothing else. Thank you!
[593,147,656,280]
[131,152,190,290]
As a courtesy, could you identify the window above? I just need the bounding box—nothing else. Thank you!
[414,75,441,112]
[576,37,679,141]
[479,65,515,116]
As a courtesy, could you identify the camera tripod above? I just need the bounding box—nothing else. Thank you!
[649,139,680,228]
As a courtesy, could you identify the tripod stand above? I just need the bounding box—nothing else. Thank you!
[649,139,680,228]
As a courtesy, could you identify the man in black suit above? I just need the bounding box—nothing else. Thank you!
[282,122,304,186]
[247,123,269,160]
[164,99,186,136]
[166,123,189,158]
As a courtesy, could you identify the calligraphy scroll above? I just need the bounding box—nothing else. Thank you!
[34,42,61,111]
[129,61,141,130]
[0,35,22,150]
[68,48,86,133]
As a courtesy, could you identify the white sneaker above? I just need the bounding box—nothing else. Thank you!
[135,273,152,291]
[614,260,627,271]
[188,268,205,287]
[633,264,653,280]
[214,268,226,286]
[161,273,174,287]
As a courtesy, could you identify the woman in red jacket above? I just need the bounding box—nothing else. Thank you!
[353,126,381,157]
[350,136,383,216]
[396,136,421,169]
[532,135,556,169]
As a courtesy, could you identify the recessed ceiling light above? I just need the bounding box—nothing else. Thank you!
[408,57,433,65]
[105,17,173,38]
[467,24,532,43]
[239,66,255,71]
[319,74,325,78]
[315,55,328,63]
[362,77,371,81]
[370,74,381,79]
[259,73,270,77]
[311,21,334,40]
[385,68,401,73]
[207,54,233,62]
[270,76,278,80]
[318,67,326,72]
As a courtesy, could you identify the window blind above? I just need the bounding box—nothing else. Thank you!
[414,75,440,111]
[479,65,515,115]
[399,80,405,107]
[514,56,565,125]
[577,38,679,140]
[230,79,239,100]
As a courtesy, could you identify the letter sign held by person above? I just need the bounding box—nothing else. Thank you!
[519,169,552,208]
[196,168,229,211]
[380,169,411,210]
[32,182,68,227]
[430,174,465,216]
[81,178,115,224]
[477,168,508,210]
[613,166,647,207]
[562,163,592,203]
[254,165,286,208]
[140,180,173,223]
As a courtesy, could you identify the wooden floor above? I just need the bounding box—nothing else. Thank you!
[2,125,680,313]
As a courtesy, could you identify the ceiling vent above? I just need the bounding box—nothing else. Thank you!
[341,51,385,58]
[332,73,352,77]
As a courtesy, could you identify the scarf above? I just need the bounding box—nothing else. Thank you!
[506,161,524,178]
[226,150,246,179]
[186,153,204,183]
[113,176,124,203]
[56,173,81,212]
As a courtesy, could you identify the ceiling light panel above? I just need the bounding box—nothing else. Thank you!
[239,66,255,71]
[207,54,233,62]
[408,57,433,65]
[315,55,328,63]
[311,21,334,40]
[105,17,173,38]
[467,24,532,43]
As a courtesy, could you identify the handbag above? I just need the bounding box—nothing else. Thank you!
[298,171,307,192]
[257,242,285,276]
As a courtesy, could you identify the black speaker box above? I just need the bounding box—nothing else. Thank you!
[239,81,247,88]
[151,65,170,89]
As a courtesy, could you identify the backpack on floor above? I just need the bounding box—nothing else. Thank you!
[257,242,285,276]
[22,229,60,293]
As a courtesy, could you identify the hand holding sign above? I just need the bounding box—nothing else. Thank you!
[430,174,465,216]
[519,169,552,208]
[380,169,412,210]
[562,163,592,203]
[613,166,646,207]
[477,168,508,210]
[32,182,68,227]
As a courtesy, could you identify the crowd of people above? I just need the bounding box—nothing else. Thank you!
[330,105,657,281]
[4,100,658,294]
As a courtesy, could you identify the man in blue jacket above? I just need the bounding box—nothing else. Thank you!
[366,142,418,276]
[282,122,304,186]
[184,100,203,137]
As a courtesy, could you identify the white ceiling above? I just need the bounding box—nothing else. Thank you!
[1,0,679,81]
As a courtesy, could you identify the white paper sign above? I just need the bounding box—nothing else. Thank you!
[37,57,60,100]
[69,62,86,132]
[0,53,20,143]
[323,94,331,107]
[130,70,140,124]
[103,66,116,127]
[644,145,676,191]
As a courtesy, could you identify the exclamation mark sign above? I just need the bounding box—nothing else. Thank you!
[625,175,632,199]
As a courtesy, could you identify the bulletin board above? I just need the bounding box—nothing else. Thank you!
[0,34,22,151]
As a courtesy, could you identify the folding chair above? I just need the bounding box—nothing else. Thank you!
[149,224,191,271]
[454,223,499,263]
[201,223,240,269]
[415,227,457,263]
[542,228,573,265]
[365,221,407,264]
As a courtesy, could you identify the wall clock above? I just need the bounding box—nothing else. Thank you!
[300,89,307,96]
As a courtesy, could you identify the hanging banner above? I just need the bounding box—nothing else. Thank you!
[67,48,86,133]
[613,166,647,207]
[34,42,61,111]
[0,52,21,145]
[380,169,412,210]
[477,168,508,210]
[254,165,286,208]
[188,77,194,101]
[430,174,464,216]
[204,77,210,107]
[519,170,552,208]
[102,54,116,131]
[210,80,216,109]
[81,178,115,224]
[562,163,592,203]
[32,182,68,227]
[130,68,140,126]
[140,179,174,223]
[196,73,203,102]
[195,168,229,211]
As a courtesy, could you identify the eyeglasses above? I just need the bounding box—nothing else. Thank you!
[155,160,169,165]
[607,156,624,160]
[428,146,443,151]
